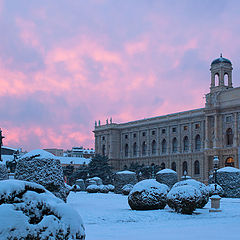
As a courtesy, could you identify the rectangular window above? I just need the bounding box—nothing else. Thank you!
[195,123,200,129]
[125,134,128,139]
[172,127,176,133]
[226,116,232,123]
[162,129,166,134]
[142,132,146,137]
[152,130,155,135]
[102,136,105,141]
[183,126,188,131]
[133,133,136,138]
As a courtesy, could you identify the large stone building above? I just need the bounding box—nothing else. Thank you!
[94,55,240,182]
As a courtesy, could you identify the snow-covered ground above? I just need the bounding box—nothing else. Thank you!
[68,192,240,240]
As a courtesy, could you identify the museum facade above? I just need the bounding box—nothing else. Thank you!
[93,55,240,183]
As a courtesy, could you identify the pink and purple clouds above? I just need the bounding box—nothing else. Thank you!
[0,0,240,151]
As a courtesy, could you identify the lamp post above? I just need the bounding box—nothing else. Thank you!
[209,155,221,212]
[0,129,5,162]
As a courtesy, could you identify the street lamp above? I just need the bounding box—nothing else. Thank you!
[209,155,221,212]
[213,156,219,192]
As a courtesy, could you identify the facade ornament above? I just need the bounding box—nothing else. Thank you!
[106,119,109,125]
[110,117,112,124]
[98,120,100,126]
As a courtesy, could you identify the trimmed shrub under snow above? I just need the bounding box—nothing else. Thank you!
[99,185,110,193]
[107,184,115,192]
[0,180,85,239]
[128,179,169,210]
[208,184,224,197]
[86,184,100,193]
[167,185,202,214]
[156,169,178,188]
[15,151,69,202]
[172,179,209,208]
[0,163,8,180]
[122,184,133,195]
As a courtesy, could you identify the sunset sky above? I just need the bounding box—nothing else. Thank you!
[1,0,240,151]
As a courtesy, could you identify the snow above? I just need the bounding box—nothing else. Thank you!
[217,167,240,173]
[67,192,240,240]
[1,155,14,164]
[116,170,136,175]
[131,179,168,193]
[156,168,176,174]
[20,149,56,159]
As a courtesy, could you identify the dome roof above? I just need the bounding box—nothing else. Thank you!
[211,54,232,65]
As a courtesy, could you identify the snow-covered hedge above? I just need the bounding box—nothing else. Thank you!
[114,171,137,194]
[208,184,224,197]
[172,179,209,208]
[86,184,100,193]
[99,185,110,193]
[15,155,69,202]
[167,185,201,214]
[209,167,240,198]
[0,180,85,239]
[156,169,177,188]
[122,184,133,195]
[75,179,86,191]
[71,184,81,192]
[128,179,169,210]
[85,177,102,187]
[0,163,8,180]
[107,184,115,192]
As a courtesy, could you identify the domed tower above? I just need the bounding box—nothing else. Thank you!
[210,54,233,93]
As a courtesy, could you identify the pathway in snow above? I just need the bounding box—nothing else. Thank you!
[67,192,240,240]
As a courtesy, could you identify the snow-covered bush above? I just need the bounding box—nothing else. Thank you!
[122,184,133,195]
[86,184,100,193]
[114,170,137,194]
[172,179,209,208]
[209,167,240,198]
[128,179,169,210]
[208,184,224,197]
[71,184,81,192]
[107,184,115,192]
[15,150,69,202]
[75,179,86,191]
[156,169,177,188]
[0,163,8,180]
[91,177,103,185]
[85,179,97,187]
[167,185,201,214]
[99,185,110,193]
[0,180,85,239]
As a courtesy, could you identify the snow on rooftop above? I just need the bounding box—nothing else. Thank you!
[20,149,56,159]
[58,157,91,165]
[116,170,136,175]
[1,155,14,164]
[217,167,240,173]
[157,168,176,174]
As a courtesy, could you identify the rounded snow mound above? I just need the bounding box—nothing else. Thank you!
[0,180,85,239]
[116,170,136,175]
[172,179,209,208]
[0,163,8,180]
[86,184,100,193]
[122,184,133,195]
[107,184,115,192]
[156,168,177,188]
[217,167,240,173]
[156,169,176,174]
[128,179,169,210]
[20,149,56,159]
[15,154,69,202]
[167,185,202,214]
[99,185,110,193]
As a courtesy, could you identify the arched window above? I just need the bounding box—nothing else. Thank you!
[102,144,105,156]
[224,73,229,86]
[225,157,234,167]
[161,162,165,170]
[182,161,188,175]
[162,139,167,154]
[172,137,177,153]
[226,128,233,146]
[142,141,146,156]
[133,142,137,156]
[125,144,128,157]
[183,136,189,151]
[152,140,157,155]
[215,73,219,86]
[195,135,201,151]
[194,160,200,175]
[171,162,176,171]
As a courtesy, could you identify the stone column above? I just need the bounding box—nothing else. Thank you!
[205,116,209,149]
[213,115,219,148]
[234,113,238,147]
